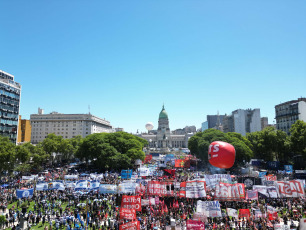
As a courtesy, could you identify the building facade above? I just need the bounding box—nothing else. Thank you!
[201,121,208,132]
[17,115,32,143]
[139,105,194,149]
[261,117,269,130]
[0,70,21,143]
[275,97,306,134]
[30,108,113,144]
[207,115,225,129]
[223,109,261,136]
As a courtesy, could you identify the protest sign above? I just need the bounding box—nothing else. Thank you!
[121,170,133,179]
[118,182,137,194]
[185,180,206,198]
[276,180,304,197]
[239,209,250,219]
[119,221,140,230]
[226,208,238,218]
[17,188,34,199]
[99,184,117,194]
[186,219,205,230]
[119,208,136,220]
[121,195,141,211]
[196,201,222,217]
[215,183,245,200]
[204,174,231,188]
[246,190,258,200]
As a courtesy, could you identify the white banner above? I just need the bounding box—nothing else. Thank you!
[276,180,305,198]
[141,199,150,206]
[138,168,150,177]
[22,176,34,180]
[253,185,278,198]
[215,183,245,200]
[186,181,206,198]
[99,184,117,194]
[226,208,238,218]
[75,180,90,190]
[36,183,48,191]
[196,201,222,217]
[49,182,65,190]
[118,183,138,194]
[64,175,79,180]
[204,174,231,188]
[90,181,100,190]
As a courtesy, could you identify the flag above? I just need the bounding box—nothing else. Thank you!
[16,188,34,199]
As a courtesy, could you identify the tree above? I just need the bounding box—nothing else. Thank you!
[0,136,16,174]
[188,129,253,167]
[247,126,289,162]
[290,120,306,160]
[76,132,146,170]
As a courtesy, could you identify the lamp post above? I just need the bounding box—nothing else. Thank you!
[149,139,152,155]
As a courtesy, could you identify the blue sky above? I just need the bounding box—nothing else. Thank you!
[1,0,305,133]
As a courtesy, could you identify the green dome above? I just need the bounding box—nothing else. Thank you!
[159,105,168,119]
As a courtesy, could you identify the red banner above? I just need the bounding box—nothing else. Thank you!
[265,175,277,181]
[268,212,278,220]
[175,159,185,168]
[121,195,141,211]
[119,221,140,230]
[239,209,251,219]
[144,155,152,163]
[119,208,136,220]
[147,181,174,196]
[147,181,161,196]
[179,182,186,197]
[215,183,245,200]
[187,219,205,230]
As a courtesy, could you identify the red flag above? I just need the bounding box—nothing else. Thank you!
[164,204,168,213]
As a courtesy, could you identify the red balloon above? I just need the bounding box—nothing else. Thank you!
[208,141,235,168]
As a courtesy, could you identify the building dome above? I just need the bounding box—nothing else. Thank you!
[159,105,168,119]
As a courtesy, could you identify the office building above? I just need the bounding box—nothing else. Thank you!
[17,115,32,143]
[223,109,261,136]
[261,117,269,130]
[30,108,113,144]
[275,97,306,134]
[201,121,208,132]
[0,70,21,143]
[207,114,225,129]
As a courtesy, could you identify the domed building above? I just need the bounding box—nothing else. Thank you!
[139,105,194,150]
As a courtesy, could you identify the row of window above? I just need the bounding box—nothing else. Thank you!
[277,116,298,123]
[0,119,18,125]
[0,111,18,120]
[0,96,19,106]
[0,89,20,99]
[0,104,19,113]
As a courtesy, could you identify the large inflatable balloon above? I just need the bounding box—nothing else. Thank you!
[208,141,235,168]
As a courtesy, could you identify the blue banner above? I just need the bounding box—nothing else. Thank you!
[75,180,90,190]
[99,184,117,194]
[89,180,100,190]
[267,161,280,170]
[284,165,293,173]
[17,188,34,199]
[121,170,132,179]
[258,172,267,178]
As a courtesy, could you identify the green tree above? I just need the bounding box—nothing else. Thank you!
[188,129,253,167]
[247,126,289,162]
[0,136,16,174]
[289,120,306,160]
[76,132,146,170]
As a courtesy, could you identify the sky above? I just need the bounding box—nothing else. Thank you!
[1,0,305,133]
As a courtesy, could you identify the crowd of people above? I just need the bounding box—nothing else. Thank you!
[0,164,305,230]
